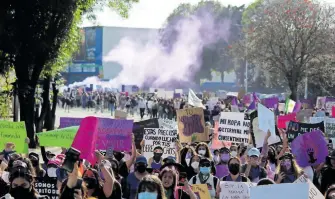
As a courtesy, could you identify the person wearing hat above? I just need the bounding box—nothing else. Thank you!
[241,147,267,183]
[124,156,150,199]
[320,150,335,194]
[28,152,46,178]
[189,158,218,199]
[148,146,164,170]
[274,152,303,184]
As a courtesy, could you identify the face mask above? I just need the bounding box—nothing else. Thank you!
[31,160,39,167]
[281,161,292,171]
[198,149,206,155]
[84,177,98,189]
[185,158,191,166]
[47,168,57,178]
[230,151,237,157]
[136,165,147,173]
[221,154,230,162]
[138,192,158,199]
[214,155,220,163]
[199,167,211,175]
[191,161,199,169]
[10,186,31,199]
[228,163,240,175]
[153,153,162,161]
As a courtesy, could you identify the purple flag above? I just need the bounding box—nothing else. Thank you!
[262,97,279,109]
[215,164,229,178]
[231,97,238,106]
[291,130,328,167]
[292,101,302,113]
[247,100,256,111]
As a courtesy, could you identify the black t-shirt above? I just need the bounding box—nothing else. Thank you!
[93,182,122,199]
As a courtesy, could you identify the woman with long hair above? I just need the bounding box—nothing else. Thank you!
[195,143,212,160]
[179,147,196,169]
[159,168,196,199]
[136,175,166,199]
[274,153,303,184]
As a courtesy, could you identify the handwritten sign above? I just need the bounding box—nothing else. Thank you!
[34,177,58,199]
[133,119,159,149]
[220,181,252,199]
[143,128,177,160]
[96,118,133,151]
[158,119,177,129]
[191,184,211,199]
[177,108,207,143]
[36,126,79,148]
[286,121,324,142]
[218,112,250,144]
[0,121,27,153]
[310,117,335,137]
[59,117,83,128]
[294,175,324,199]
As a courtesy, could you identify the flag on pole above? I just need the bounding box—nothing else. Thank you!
[285,98,296,114]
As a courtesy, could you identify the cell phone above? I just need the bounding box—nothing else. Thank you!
[62,147,81,173]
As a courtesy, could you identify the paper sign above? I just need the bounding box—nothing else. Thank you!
[188,89,205,108]
[258,103,276,136]
[218,112,250,144]
[220,181,251,199]
[294,175,324,199]
[34,177,58,199]
[191,184,211,199]
[115,110,127,119]
[96,118,133,151]
[0,121,27,153]
[59,117,83,128]
[36,126,79,148]
[133,119,159,149]
[250,183,309,199]
[252,117,281,148]
[277,113,297,129]
[158,119,177,129]
[143,128,177,160]
[72,117,99,164]
[177,108,207,143]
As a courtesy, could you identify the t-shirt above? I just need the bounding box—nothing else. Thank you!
[93,182,122,199]
[126,172,141,199]
[241,164,267,183]
[189,174,218,199]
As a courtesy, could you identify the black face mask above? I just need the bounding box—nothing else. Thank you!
[113,153,123,162]
[31,160,39,167]
[10,186,32,199]
[153,153,162,161]
[83,177,98,189]
[136,165,146,173]
[228,163,240,175]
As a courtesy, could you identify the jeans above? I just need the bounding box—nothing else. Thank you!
[140,108,145,119]
[110,103,115,116]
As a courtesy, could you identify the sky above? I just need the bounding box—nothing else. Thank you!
[82,0,335,29]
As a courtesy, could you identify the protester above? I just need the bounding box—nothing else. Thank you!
[241,148,267,182]
[274,152,303,184]
[195,143,212,161]
[186,154,200,180]
[214,147,230,178]
[222,157,248,182]
[320,151,335,194]
[28,152,46,178]
[136,175,166,199]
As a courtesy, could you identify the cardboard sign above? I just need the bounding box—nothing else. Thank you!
[0,121,27,153]
[133,119,159,149]
[115,110,127,119]
[218,112,250,144]
[36,126,79,148]
[177,108,207,143]
[191,184,211,199]
[294,175,324,199]
[143,128,177,160]
[35,177,58,199]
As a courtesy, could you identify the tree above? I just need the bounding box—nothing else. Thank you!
[0,0,138,147]
[244,0,335,100]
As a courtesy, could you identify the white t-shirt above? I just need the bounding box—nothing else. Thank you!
[147,101,153,109]
[190,174,218,199]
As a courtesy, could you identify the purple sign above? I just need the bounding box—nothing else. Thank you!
[180,115,204,136]
[291,130,328,167]
[300,99,314,109]
[215,164,229,178]
[59,117,83,128]
[96,118,134,151]
[243,94,252,105]
[261,97,279,109]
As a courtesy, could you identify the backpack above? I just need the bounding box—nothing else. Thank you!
[193,175,218,189]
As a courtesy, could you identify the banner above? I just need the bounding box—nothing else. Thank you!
[286,121,324,141]
[218,112,250,144]
[72,117,99,164]
[310,117,335,137]
[177,108,207,143]
[258,103,276,136]
[250,183,308,199]
[158,119,177,129]
[0,121,27,153]
[294,175,324,199]
[220,181,252,199]
[59,117,82,128]
[36,126,79,148]
[34,177,58,199]
[277,113,297,129]
[96,118,133,151]
[133,119,159,149]
[291,130,328,167]
[143,128,177,160]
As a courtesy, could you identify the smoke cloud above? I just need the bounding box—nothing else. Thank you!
[103,11,232,89]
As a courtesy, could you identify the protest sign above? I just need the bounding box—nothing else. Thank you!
[96,118,133,151]
[325,97,335,113]
[277,113,297,129]
[278,103,285,112]
[115,110,127,119]
[191,184,211,199]
[310,117,325,124]
[316,97,326,109]
[188,89,205,108]
[34,177,58,199]
[0,121,27,153]
[258,103,276,136]
[333,106,335,118]
[143,128,177,160]
[36,126,79,148]
[177,107,207,143]
[133,118,159,149]
[261,97,279,109]
[252,117,281,148]
[291,130,328,167]
[286,121,324,142]
[218,112,250,144]
[250,183,309,199]
[59,117,83,128]
[310,117,335,137]
[220,181,251,199]
[296,109,313,123]
[294,175,324,199]
[72,117,99,164]
[158,119,177,129]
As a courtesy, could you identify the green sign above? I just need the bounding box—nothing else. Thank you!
[0,121,27,153]
[37,126,79,148]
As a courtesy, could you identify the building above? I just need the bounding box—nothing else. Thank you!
[62,26,158,84]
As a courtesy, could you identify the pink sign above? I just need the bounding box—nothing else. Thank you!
[72,117,99,164]
[332,106,335,118]
[277,113,297,129]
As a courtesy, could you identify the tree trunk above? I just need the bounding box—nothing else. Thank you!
[13,87,19,122]
[36,77,51,133]
[221,71,225,83]
[288,80,298,101]
[18,82,37,148]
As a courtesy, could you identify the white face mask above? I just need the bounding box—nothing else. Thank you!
[191,161,199,169]
[1,171,9,183]
[185,158,191,166]
[231,151,238,157]
[198,149,206,155]
[214,155,220,163]
[47,168,57,178]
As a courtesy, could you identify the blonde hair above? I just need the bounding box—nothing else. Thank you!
[275,158,302,178]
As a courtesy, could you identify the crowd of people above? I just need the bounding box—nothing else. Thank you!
[1,91,335,199]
